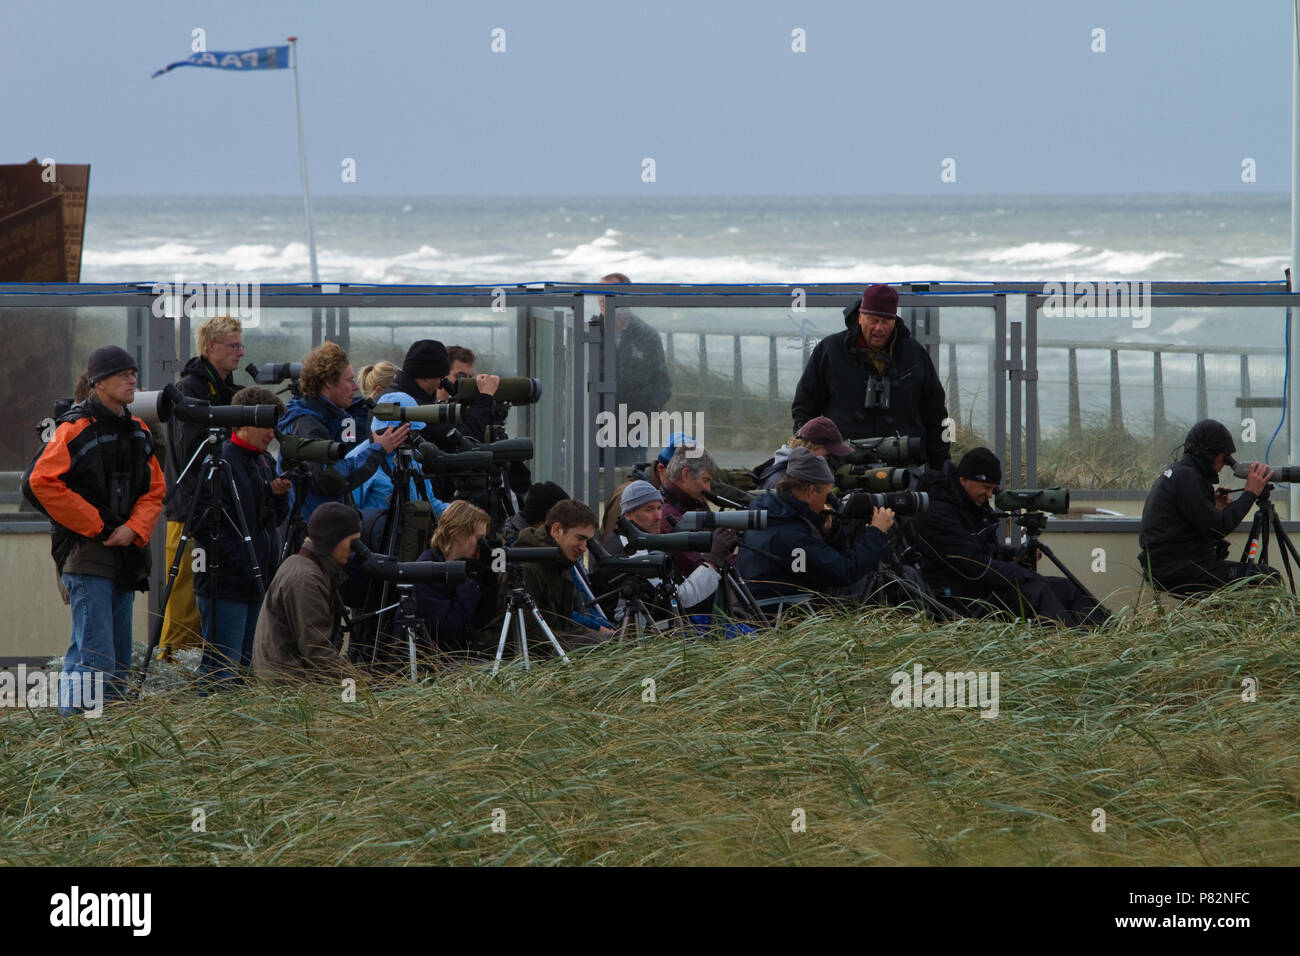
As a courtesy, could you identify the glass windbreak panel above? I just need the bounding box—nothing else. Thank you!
[525,307,572,490]
[345,307,520,386]
[626,304,997,476]
[621,305,848,472]
[925,306,999,456]
[1034,303,1288,492]
[1,305,127,513]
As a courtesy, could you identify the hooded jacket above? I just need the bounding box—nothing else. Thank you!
[791,298,950,469]
[1137,451,1258,580]
[412,545,499,656]
[910,463,1034,597]
[737,488,888,599]
[164,355,241,522]
[277,395,385,519]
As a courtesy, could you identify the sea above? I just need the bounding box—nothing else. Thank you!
[76,193,1296,451]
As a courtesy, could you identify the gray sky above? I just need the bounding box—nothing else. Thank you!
[3,0,1292,194]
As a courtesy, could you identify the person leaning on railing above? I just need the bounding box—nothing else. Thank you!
[738,447,893,603]
[1138,419,1279,594]
[28,347,165,713]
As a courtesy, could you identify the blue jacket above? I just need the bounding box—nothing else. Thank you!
[277,396,384,520]
[739,489,888,599]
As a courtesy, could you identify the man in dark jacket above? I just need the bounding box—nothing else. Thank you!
[29,346,166,712]
[252,502,362,683]
[911,448,1107,626]
[192,387,291,694]
[159,316,245,657]
[1138,419,1277,593]
[601,274,672,466]
[739,448,894,602]
[792,283,950,470]
[277,342,409,525]
[658,444,741,603]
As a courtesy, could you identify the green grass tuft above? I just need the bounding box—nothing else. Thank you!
[3,592,1298,865]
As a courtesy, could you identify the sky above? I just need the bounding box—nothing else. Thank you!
[2,0,1295,195]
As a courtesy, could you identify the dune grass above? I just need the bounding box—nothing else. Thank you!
[2,590,1298,866]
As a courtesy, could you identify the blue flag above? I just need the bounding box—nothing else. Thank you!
[151,45,290,78]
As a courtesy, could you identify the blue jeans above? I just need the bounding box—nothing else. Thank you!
[60,573,134,714]
[196,595,259,694]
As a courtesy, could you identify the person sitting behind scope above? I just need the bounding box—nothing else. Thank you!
[911,448,1108,627]
[598,480,736,625]
[658,444,741,612]
[412,499,500,660]
[252,502,363,684]
[501,480,569,547]
[494,499,615,656]
[739,447,894,603]
[753,416,853,492]
[191,386,292,695]
[1138,419,1278,594]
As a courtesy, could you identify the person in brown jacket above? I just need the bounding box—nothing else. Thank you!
[252,502,361,683]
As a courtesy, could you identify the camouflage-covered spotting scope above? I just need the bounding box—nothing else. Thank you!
[994,488,1070,515]
[834,434,924,493]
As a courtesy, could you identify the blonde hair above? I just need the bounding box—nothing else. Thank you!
[300,342,350,398]
[359,360,399,399]
[431,500,490,555]
[196,315,243,358]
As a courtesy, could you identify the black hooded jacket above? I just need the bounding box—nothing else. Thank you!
[791,298,950,469]
[1137,452,1258,579]
[910,463,1034,597]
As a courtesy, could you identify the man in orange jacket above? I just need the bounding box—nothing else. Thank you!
[29,346,165,713]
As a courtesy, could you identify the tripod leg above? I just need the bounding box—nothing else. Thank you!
[1269,513,1299,593]
[517,609,531,670]
[491,605,513,676]
[1035,542,1104,610]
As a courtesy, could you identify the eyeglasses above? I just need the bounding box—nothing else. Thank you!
[215,340,246,352]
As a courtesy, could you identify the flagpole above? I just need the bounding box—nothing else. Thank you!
[288,36,320,284]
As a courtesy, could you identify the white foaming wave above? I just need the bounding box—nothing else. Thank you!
[1221,254,1289,270]
[1068,248,1181,275]
[978,241,1084,264]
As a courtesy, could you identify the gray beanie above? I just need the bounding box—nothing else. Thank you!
[785,446,835,485]
[621,480,663,514]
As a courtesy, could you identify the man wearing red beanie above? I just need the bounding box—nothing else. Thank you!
[792,283,951,471]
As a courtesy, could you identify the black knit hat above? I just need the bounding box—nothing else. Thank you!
[306,502,362,556]
[86,346,137,385]
[957,447,1002,486]
[1184,419,1237,467]
[523,481,569,524]
[402,340,450,380]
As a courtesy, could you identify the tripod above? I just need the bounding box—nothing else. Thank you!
[492,563,571,675]
[358,442,439,668]
[591,571,680,640]
[140,429,264,691]
[1004,510,1107,613]
[350,583,431,681]
[1238,483,1300,592]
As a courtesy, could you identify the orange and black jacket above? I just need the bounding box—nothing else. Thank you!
[28,398,165,570]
